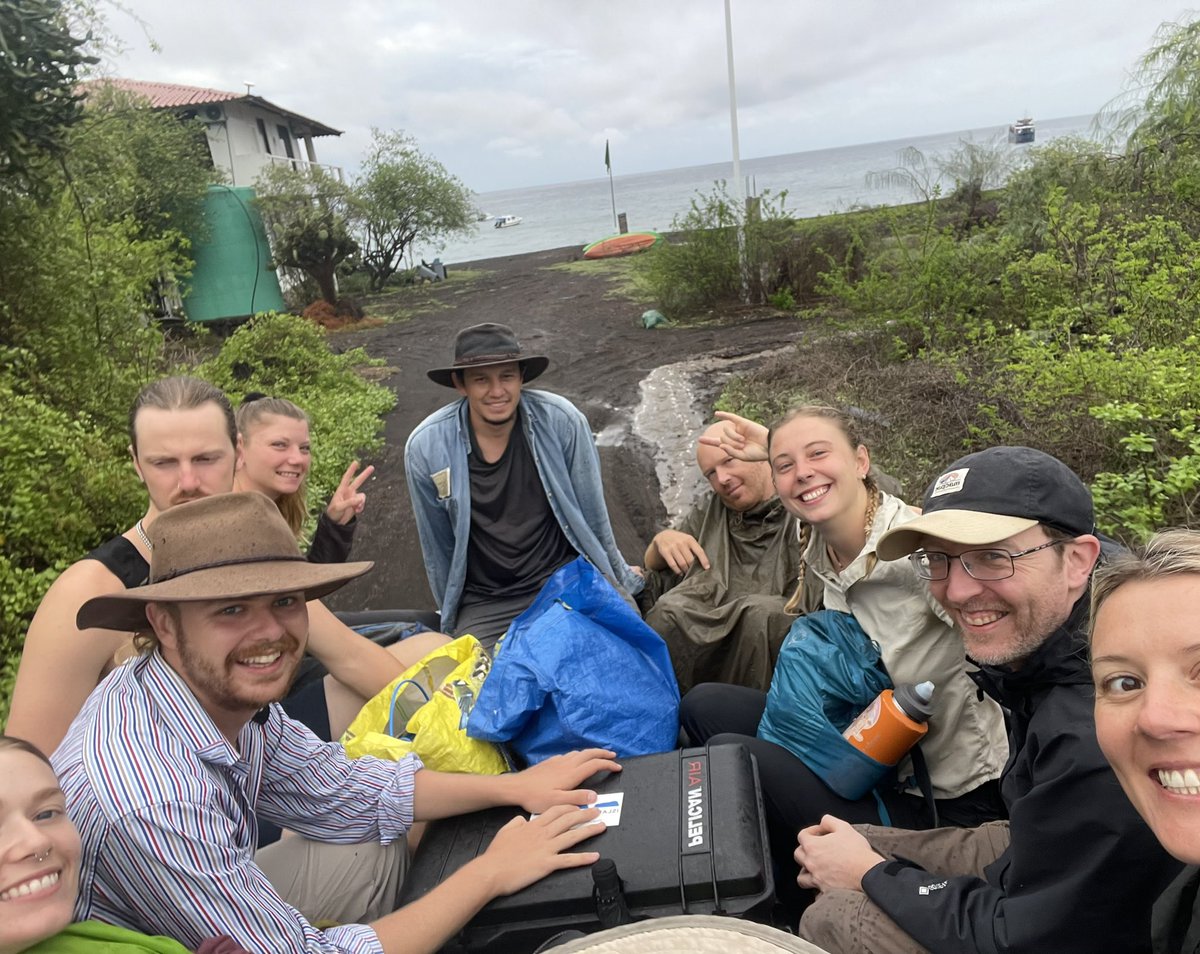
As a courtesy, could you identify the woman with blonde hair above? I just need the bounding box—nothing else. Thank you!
[1091,528,1200,953]
[234,394,373,563]
[681,405,1008,914]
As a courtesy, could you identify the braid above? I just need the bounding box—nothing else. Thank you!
[784,522,814,614]
[863,479,883,579]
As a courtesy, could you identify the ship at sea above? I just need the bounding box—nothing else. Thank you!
[1008,117,1035,144]
[424,114,1096,264]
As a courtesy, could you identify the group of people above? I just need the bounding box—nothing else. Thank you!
[4,319,1200,954]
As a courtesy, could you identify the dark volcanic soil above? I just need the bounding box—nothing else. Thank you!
[325,245,806,615]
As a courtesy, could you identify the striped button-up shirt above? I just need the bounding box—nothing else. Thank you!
[54,652,421,954]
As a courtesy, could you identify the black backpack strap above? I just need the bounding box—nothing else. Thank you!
[910,743,939,828]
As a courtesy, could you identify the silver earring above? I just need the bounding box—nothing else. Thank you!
[33,847,52,863]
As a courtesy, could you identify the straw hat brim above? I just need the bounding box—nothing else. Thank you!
[427,355,549,388]
[545,915,827,952]
[77,559,373,633]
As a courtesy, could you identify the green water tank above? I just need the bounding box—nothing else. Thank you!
[182,185,286,323]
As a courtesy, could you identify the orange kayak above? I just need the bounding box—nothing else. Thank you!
[582,231,663,259]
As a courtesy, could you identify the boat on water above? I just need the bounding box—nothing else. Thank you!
[1008,117,1035,145]
[493,214,522,229]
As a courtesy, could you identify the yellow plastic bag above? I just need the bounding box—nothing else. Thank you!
[340,635,508,775]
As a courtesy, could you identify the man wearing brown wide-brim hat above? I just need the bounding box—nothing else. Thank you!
[55,491,622,951]
[406,322,643,646]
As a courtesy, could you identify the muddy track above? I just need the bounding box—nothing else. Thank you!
[326,245,805,614]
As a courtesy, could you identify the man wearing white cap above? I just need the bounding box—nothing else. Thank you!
[55,491,618,954]
[794,446,1180,954]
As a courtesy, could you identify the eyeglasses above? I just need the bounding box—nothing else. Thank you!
[909,539,1068,582]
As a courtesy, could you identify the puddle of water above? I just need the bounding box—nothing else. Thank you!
[594,421,627,447]
[630,345,793,521]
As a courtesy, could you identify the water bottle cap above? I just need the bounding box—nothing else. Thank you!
[892,681,936,722]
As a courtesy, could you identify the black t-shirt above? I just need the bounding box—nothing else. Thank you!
[84,535,148,587]
[463,409,577,598]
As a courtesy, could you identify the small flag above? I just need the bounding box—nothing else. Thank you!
[604,139,611,173]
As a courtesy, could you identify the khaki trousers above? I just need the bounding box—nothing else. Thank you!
[799,820,1011,954]
[256,834,409,926]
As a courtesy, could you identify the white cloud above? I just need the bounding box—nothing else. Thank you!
[103,0,1183,191]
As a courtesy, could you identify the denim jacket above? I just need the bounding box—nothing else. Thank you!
[404,389,643,631]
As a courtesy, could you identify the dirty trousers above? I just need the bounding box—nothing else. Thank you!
[799,820,1011,954]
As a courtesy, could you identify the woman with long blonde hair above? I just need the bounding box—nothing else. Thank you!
[234,394,373,563]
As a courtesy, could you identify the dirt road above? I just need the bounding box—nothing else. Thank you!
[326,245,805,615]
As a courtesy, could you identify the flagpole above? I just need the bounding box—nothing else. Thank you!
[605,139,617,230]
[724,0,749,301]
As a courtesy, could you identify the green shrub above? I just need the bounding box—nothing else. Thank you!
[768,288,797,311]
[777,216,864,305]
[0,378,144,724]
[198,311,396,530]
[0,313,396,725]
[816,206,1015,357]
[633,183,795,319]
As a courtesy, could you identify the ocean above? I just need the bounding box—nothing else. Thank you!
[420,114,1099,265]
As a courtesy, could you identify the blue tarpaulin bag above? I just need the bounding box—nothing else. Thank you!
[757,609,894,800]
[467,556,681,764]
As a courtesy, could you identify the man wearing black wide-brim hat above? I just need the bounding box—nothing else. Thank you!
[55,491,619,952]
[406,322,643,645]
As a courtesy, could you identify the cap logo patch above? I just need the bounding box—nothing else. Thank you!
[930,467,969,498]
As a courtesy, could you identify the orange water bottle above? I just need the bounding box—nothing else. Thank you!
[842,681,935,765]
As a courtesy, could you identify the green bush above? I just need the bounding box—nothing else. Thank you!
[0,378,144,722]
[816,206,1015,357]
[990,335,1200,540]
[768,288,797,311]
[0,193,180,433]
[198,311,396,530]
[633,183,795,319]
[1,313,396,726]
[776,216,865,306]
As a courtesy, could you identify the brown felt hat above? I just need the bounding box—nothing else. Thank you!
[427,322,549,387]
[77,492,372,633]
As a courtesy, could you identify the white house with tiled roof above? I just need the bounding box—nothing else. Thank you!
[91,79,343,187]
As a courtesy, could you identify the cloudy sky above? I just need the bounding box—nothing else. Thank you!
[102,1,1183,194]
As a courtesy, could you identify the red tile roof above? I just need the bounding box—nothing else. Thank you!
[84,79,341,137]
[95,78,243,108]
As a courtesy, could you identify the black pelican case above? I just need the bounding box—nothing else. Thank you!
[402,743,775,952]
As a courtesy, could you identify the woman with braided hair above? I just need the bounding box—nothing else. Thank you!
[680,406,1008,919]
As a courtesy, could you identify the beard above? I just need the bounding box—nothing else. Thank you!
[952,596,1066,668]
[175,627,303,715]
